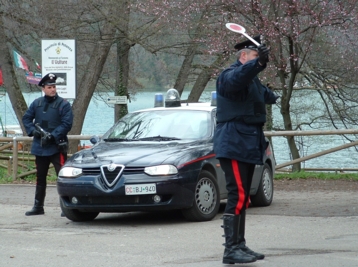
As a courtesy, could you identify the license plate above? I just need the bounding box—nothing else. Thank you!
[125,184,156,195]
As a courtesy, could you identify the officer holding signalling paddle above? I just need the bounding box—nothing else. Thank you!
[214,25,279,264]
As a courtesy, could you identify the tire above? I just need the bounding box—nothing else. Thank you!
[250,163,274,207]
[60,198,99,222]
[181,170,220,222]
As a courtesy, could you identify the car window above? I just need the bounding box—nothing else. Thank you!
[102,110,212,140]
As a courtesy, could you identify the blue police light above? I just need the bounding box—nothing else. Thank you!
[211,91,217,106]
[165,88,181,107]
[154,93,164,107]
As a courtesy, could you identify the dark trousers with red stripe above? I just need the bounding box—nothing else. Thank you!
[35,152,67,186]
[219,158,255,215]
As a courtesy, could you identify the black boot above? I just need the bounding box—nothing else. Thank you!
[222,215,256,264]
[238,210,265,260]
[25,185,46,216]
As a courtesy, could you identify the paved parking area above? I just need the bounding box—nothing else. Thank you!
[0,184,358,267]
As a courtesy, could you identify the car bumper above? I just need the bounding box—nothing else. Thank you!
[57,173,196,212]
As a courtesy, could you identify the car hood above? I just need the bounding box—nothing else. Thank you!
[67,140,211,167]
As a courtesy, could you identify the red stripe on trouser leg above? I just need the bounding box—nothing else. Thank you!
[246,196,251,209]
[231,160,246,215]
[59,152,65,166]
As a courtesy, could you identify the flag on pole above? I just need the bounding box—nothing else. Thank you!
[35,61,41,70]
[13,51,29,71]
[0,65,3,86]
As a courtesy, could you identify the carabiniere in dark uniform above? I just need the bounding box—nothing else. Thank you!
[214,35,279,264]
[22,73,73,216]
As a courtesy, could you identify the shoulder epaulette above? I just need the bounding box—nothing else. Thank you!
[35,97,45,107]
[52,96,64,109]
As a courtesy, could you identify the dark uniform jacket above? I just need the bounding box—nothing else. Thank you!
[213,58,278,165]
[22,94,73,156]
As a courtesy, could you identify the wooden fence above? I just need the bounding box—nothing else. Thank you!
[1,129,358,180]
[264,129,358,170]
[0,135,92,180]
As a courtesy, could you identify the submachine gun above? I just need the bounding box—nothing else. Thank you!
[35,123,69,153]
[35,123,53,147]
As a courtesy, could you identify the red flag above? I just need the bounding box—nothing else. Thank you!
[0,65,3,86]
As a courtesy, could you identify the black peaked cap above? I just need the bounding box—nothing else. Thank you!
[38,73,57,86]
[234,35,262,50]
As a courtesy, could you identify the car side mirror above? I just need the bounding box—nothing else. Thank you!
[90,135,100,145]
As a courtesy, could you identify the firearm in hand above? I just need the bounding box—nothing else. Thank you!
[35,123,54,147]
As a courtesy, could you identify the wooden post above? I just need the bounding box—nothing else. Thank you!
[12,137,18,181]
[7,156,12,175]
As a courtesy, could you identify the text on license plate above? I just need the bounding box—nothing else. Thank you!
[125,184,156,195]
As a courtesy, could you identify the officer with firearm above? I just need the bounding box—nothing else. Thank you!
[22,73,73,216]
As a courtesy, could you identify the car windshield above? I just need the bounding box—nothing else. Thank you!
[103,109,212,141]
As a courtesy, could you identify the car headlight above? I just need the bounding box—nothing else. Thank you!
[59,167,83,178]
[144,165,178,176]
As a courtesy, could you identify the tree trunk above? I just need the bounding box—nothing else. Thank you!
[115,37,130,122]
[114,0,130,122]
[173,13,207,96]
[186,66,211,102]
[68,22,116,153]
[280,91,301,172]
[264,104,274,156]
[187,55,228,102]
[174,48,197,96]
[0,18,28,135]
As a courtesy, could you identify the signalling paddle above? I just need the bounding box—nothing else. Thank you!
[225,23,260,46]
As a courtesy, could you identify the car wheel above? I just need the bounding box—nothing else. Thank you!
[181,170,220,222]
[250,163,273,207]
[60,198,99,222]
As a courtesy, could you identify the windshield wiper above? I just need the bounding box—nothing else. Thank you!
[103,138,139,142]
[137,135,181,141]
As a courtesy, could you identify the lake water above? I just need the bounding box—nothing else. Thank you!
[1,90,358,169]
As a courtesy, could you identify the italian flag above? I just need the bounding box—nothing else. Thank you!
[35,61,41,70]
[13,51,29,71]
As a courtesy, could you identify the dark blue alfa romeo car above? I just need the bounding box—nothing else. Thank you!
[57,89,275,222]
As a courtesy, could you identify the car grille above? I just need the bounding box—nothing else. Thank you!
[81,166,145,190]
[82,166,145,175]
[101,165,123,186]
